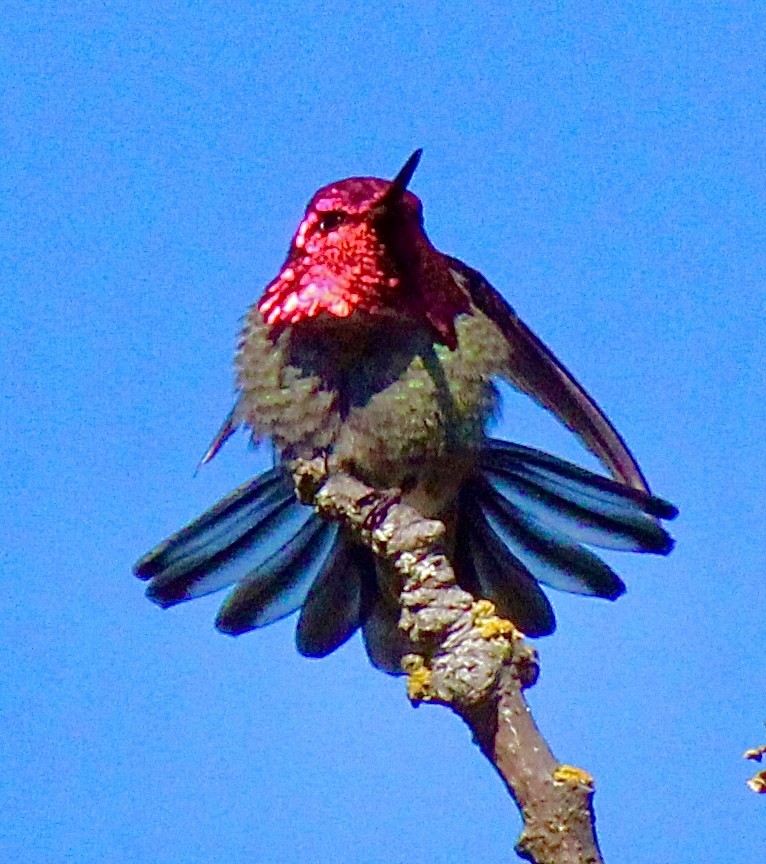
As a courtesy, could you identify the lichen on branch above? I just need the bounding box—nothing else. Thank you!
[292,456,606,864]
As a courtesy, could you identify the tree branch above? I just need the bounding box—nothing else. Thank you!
[744,744,766,794]
[293,457,605,864]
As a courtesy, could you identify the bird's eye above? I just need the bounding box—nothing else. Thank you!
[317,211,345,232]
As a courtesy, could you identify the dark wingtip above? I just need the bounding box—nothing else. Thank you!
[195,401,241,474]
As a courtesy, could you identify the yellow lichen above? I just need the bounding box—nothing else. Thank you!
[402,654,433,702]
[472,599,518,639]
[553,764,595,789]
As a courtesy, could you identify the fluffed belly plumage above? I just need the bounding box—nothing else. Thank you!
[235,305,511,510]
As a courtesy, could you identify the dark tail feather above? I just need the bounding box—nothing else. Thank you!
[135,469,288,581]
[456,495,555,636]
[134,465,379,648]
[135,467,338,633]
[294,531,409,671]
[361,588,413,675]
[469,438,677,602]
[215,518,340,635]
[473,475,626,599]
[135,468,320,609]
[481,440,678,522]
[296,536,376,658]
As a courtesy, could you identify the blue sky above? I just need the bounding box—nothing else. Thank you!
[3,3,765,861]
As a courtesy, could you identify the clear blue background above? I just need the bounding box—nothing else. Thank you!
[3,3,765,861]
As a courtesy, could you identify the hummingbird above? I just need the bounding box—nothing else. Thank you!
[135,150,677,674]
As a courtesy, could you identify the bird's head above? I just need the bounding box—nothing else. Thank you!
[257,150,469,347]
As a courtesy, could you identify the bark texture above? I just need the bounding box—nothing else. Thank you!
[293,457,605,864]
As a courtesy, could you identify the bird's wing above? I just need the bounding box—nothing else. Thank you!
[195,399,243,470]
[449,258,650,492]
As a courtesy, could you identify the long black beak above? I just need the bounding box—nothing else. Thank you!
[391,148,423,192]
[377,149,423,210]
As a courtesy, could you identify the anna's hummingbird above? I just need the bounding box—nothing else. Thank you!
[135,151,677,673]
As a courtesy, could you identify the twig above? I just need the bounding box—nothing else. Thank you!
[293,457,605,864]
[744,744,766,794]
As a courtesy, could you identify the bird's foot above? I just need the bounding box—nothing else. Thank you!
[360,487,403,533]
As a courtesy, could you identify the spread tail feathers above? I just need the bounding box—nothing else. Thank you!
[135,441,676,672]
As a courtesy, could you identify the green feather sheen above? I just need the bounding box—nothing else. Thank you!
[236,306,510,490]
